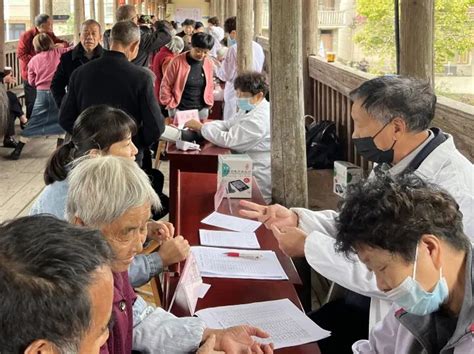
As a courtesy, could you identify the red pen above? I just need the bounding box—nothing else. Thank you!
[224,252,263,260]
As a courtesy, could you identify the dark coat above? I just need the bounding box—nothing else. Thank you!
[51,43,104,108]
[59,50,165,149]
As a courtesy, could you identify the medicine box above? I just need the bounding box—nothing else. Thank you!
[218,154,253,198]
[333,161,363,197]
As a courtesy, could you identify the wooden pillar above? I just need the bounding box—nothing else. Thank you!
[0,0,5,69]
[209,0,216,17]
[270,0,307,207]
[137,1,142,14]
[30,0,40,28]
[89,0,96,19]
[144,0,149,15]
[226,0,237,18]
[237,0,253,73]
[254,0,263,38]
[400,0,434,84]
[43,0,53,16]
[74,0,85,44]
[126,0,133,6]
[302,0,318,116]
[113,0,119,15]
[219,0,226,21]
[98,0,105,30]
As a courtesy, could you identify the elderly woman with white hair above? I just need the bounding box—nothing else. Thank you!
[152,35,185,102]
[66,155,273,354]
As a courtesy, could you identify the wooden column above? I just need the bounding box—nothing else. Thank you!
[400,0,434,84]
[209,0,216,17]
[237,0,253,73]
[30,0,40,28]
[0,0,5,69]
[43,0,53,16]
[254,0,263,38]
[270,0,307,207]
[226,0,237,18]
[74,0,85,44]
[219,0,226,21]
[126,0,133,6]
[144,0,149,15]
[89,0,96,19]
[98,0,105,30]
[113,0,119,15]
[302,0,318,115]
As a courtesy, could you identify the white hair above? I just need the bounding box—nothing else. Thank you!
[166,36,185,54]
[66,155,161,227]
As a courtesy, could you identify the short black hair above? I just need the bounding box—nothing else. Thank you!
[234,72,269,96]
[0,216,112,353]
[224,16,236,33]
[349,76,437,132]
[191,32,215,50]
[182,18,196,26]
[335,174,471,263]
[194,21,204,30]
[208,16,220,26]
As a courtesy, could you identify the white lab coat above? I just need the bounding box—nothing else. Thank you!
[201,98,271,202]
[293,134,474,330]
[216,42,265,120]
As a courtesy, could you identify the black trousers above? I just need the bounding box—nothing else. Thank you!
[23,80,36,119]
[307,293,370,354]
[5,90,25,137]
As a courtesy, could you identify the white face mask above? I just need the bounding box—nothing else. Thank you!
[385,244,449,316]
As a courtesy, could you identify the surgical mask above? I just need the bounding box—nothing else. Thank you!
[386,245,449,316]
[228,37,236,46]
[237,97,256,112]
[352,121,396,163]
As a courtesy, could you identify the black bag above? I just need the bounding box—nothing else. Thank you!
[306,119,343,169]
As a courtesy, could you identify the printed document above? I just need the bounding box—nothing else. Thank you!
[199,229,260,249]
[201,211,261,232]
[191,246,288,280]
[195,298,331,349]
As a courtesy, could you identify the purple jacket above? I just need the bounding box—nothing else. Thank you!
[100,271,137,354]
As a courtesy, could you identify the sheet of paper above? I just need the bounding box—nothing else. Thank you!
[195,298,331,349]
[191,246,288,280]
[174,109,200,128]
[199,229,260,249]
[201,211,261,232]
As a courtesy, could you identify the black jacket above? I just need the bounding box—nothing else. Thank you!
[103,28,171,67]
[51,43,104,108]
[59,50,165,149]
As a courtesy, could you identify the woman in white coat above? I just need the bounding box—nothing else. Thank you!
[185,72,271,202]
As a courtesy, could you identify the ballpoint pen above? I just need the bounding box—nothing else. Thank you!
[224,252,263,260]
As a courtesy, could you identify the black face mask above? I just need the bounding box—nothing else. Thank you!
[353,122,396,164]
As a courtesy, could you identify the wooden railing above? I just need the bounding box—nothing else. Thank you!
[319,10,347,28]
[256,35,474,165]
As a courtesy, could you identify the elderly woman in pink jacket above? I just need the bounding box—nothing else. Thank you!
[159,32,215,120]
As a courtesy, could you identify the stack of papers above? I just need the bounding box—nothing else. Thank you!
[191,246,288,280]
[199,229,260,249]
[195,298,331,349]
[201,211,261,232]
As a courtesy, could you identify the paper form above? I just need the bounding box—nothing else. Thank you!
[199,229,261,249]
[195,298,331,349]
[201,211,261,232]
[191,246,288,280]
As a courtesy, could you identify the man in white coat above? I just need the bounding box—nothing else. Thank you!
[239,76,474,352]
[216,16,265,121]
[185,72,271,202]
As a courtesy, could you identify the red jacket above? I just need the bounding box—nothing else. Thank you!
[159,51,214,109]
[17,28,68,81]
[151,46,175,101]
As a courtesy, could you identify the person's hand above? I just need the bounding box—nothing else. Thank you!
[239,200,298,230]
[147,220,175,242]
[271,225,307,257]
[3,73,16,85]
[204,325,273,354]
[157,236,190,266]
[197,335,224,354]
[184,119,203,131]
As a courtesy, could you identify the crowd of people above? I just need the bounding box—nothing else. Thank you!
[0,3,473,354]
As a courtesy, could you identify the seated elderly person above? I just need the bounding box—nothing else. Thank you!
[334,175,473,353]
[66,155,273,354]
[0,215,113,354]
[30,105,186,288]
[185,72,271,202]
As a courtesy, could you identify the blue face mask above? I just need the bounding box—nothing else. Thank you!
[237,97,256,112]
[385,245,449,316]
[228,37,237,46]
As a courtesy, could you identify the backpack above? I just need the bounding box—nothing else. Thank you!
[305,118,343,169]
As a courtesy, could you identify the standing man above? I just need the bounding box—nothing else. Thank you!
[217,17,265,120]
[17,14,69,120]
[51,19,104,108]
[103,5,171,67]
[59,21,165,166]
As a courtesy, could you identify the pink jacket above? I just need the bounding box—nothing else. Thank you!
[28,47,71,90]
[159,51,214,109]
